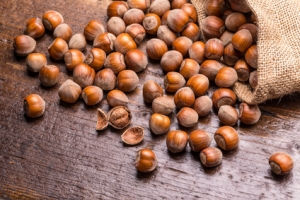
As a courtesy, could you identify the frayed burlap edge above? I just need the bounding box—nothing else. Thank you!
[191,0,300,105]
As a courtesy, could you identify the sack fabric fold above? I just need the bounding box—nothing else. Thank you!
[191,0,300,104]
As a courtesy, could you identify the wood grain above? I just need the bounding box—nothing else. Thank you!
[0,0,300,199]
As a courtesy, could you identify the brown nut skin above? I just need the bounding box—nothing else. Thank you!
[160,50,183,72]
[146,38,168,60]
[186,74,209,97]
[194,96,213,117]
[166,130,189,153]
[215,66,238,88]
[24,18,45,38]
[107,89,129,107]
[125,49,148,72]
[149,113,171,135]
[171,0,188,9]
[58,79,82,104]
[201,16,225,39]
[24,94,45,118]
[205,38,224,61]
[149,0,170,17]
[73,63,95,88]
[228,0,251,13]
[218,105,238,126]
[107,17,126,37]
[125,23,146,45]
[14,35,36,57]
[85,48,106,71]
[200,147,223,167]
[26,53,47,73]
[234,59,250,82]
[108,106,132,129]
[223,43,242,66]
[167,9,189,33]
[82,86,103,106]
[245,45,258,69]
[135,148,157,173]
[204,0,226,17]
[93,32,116,54]
[157,25,177,47]
[179,58,200,80]
[122,126,144,145]
[220,30,234,46]
[225,12,247,32]
[232,29,253,52]
[42,10,64,31]
[181,3,198,23]
[214,126,239,151]
[117,70,139,92]
[177,107,198,127]
[174,87,195,109]
[64,49,85,71]
[239,103,261,125]
[107,1,129,18]
[152,96,176,115]
[48,38,68,60]
[143,13,161,35]
[172,36,193,58]
[84,20,105,41]
[115,33,137,55]
[269,152,294,175]
[123,8,145,25]
[161,10,170,25]
[238,23,258,42]
[68,33,87,52]
[189,130,212,152]
[164,72,186,93]
[200,60,223,81]
[104,52,126,74]
[53,23,72,42]
[189,41,206,64]
[212,88,236,109]
[127,0,150,11]
[39,65,60,87]
[94,69,116,91]
[143,80,163,104]
[180,22,200,42]
[249,70,258,89]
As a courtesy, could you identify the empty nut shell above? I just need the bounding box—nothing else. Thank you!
[108,106,132,129]
[121,126,144,145]
[96,108,108,131]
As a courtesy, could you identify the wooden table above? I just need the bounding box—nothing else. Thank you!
[1,0,300,199]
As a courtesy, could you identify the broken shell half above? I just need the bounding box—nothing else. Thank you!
[107,106,132,129]
[121,126,144,145]
[96,108,108,130]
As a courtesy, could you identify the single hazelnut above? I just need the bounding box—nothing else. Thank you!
[135,148,157,173]
[167,9,189,33]
[171,0,188,9]
[152,96,176,115]
[164,72,186,93]
[143,80,163,104]
[58,79,82,103]
[172,36,193,57]
[179,59,200,80]
[174,87,195,109]
[218,105,238,126]
[39,65,60,87]
[225,12,247,32]
[212,88,236,109]
[188,41,206,64]
[215,66,238,88]
[127,0,150,11]
[234,59,250,82]
[269,152,294,175]
[220,30,234,46]
[157,25,177,47]
[180,22,200,42]
[26,53,47,72]
[115,33,137,55]
[14,35,36,57]
[228,0,251,13]
[186,74,209,97]
[85,48,106,71]
[84,20,105,41]
[24,18,45,38]
[24,94,45,118]
[200,147,223,167]
[161,10,170,25]
[53,23,72,42]
[93,32,116,54]
[42,10,64,31]
[125,49,148,72]
[181,3,198,23]
[94,68,116,91]
[149,113,171,135]
[48,38,68,60]
[148,0,171,17]
[64,49,85,71]
[214,126,239,150]
[193,96,213,117]
[107,17,126,37]
[107,1,129,18]
[204,0,226,17]
[160,50,183,72]
[108,106,132,129]
[123,8,145,25]
[177,107,199,127]
[223,43,242,66]
[249,70,258,89]
[189,130,212,152]
[238,23,258,42]
[201,16,225,38]
[82,86,103,106]
[73,63,95,88]
[68,33,87,51]
[146,38,168,60]
[200,60,223,81]
[205,38,224,61]
[107,89,129,107]
[239,102,261,124]
[166,130,189,153]
[117,70,139,92]
[232,29,253,52]
[143,13,161,35]
[104,52,126,74]
[125,23,146,45]
[245,45,258,69]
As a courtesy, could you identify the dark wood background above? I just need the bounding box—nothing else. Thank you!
[1,0,300,199]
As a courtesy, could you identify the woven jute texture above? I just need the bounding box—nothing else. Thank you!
[191,0,300,104]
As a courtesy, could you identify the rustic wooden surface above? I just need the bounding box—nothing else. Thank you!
[1,0,300,199]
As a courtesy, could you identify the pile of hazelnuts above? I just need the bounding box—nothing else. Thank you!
[16,0,294,176]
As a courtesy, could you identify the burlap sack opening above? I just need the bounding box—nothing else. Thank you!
[191,0,300,104]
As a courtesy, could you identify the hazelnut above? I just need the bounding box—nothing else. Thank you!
[127,0,150,11]
[53,23,72,42]
[239,102,261,125]
[161,10,170,25]
[249,70,258,89]
[125,23,146,45]
[212,88,236,109]
[204,0,226,17]
[123,8,145,25]
[269,152,294,175]
[171,0,188,9]
[166,130,189,153]
[228,0,251,13]
[200,147,223,167]
[121,126,144,145]
[181,3,198,23]
[107,1,129,18]
[96,108,108,131]
[218,105,238,126]
[214,126,239,150]
[223,43,242,66]
[152,96,176,115]
[160,50,183,72]
[108,106,132,129]
[14,35,36,57]
[135,148,157,173]
[64,49,85,71]
[177,107,198,127]
[39,65,60,87]
[73,63,95,88]
[82,86,103,106]
[245,45,258,69]
[24,18,45,38]
[104,52,126,74]
[238,23,258,42]
[148,0,171,17]
[220,30,234,46]
[85,48,106,71]
[84,20,105,41]
[26,53,47,72]
[172,36,193,57]
[146,38,168,60]
[180,22,200,42]
[234,59,250,82]
[42,10,64,31]
[189,130,212,152]
[179,58,200,80]
[107,17,126,37]
[48,38,68,60]
[117,70,139,92]
[205,38,224,61]
[232,29,253,52]
[167,9,189,33]
[174,87,195,109]
[157,25,177,47]
[225,12,247,32]
[115,33,137,55]
[215,66,238,88]
[149,113,171,135]
[201,16,225,38]
[125,49,148,72]
[93,32,116,54]
[107,89,129,107]
[164,72,186,93]
[24,94,45,118]
[68,33,87,52]
[58,79,82,103]
[186,74,209,97]
[143,80,163,104]
[188,41,206,64]
[143,13,161,35]
[200,60,223,81]
[193,96,213,117]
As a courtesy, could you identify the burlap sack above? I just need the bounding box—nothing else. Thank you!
[191,0,300,104]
